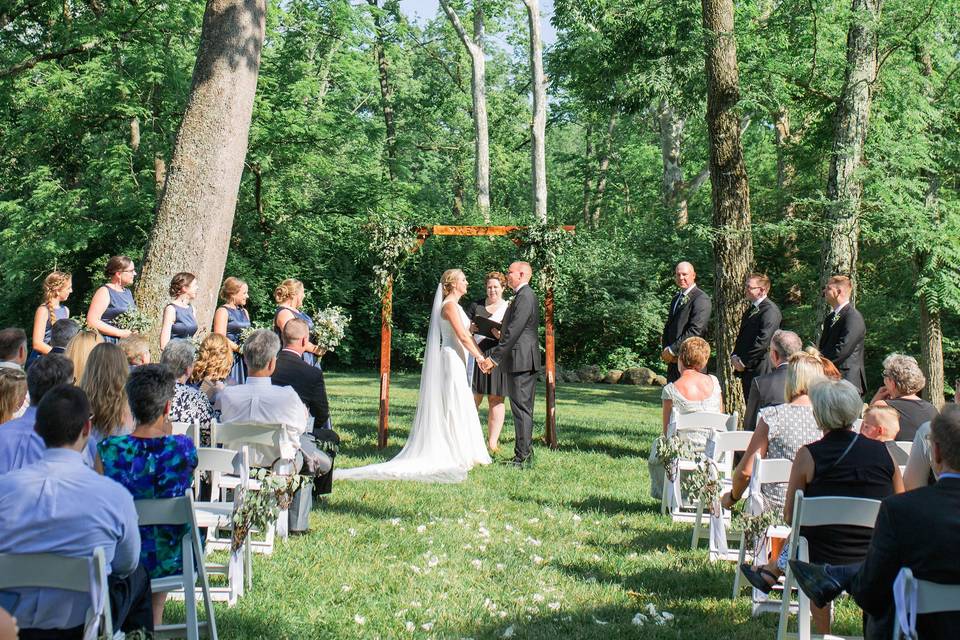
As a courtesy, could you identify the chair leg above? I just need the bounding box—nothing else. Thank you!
[691,500,704,550]
[193,526,219,640]
[661,471,670,516]
[244,538,252,591]
[183,538,199,640]
[733,532,746,598]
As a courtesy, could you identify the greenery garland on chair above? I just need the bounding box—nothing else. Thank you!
[230,470,307,552]
[683,453,724,517]
[652,434,692,484]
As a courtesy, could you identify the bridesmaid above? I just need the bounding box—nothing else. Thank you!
[159,272,199,350]
[273,278,324,368]
[86,255,138,344]
[212,276,251,384]
[27,271,73,368]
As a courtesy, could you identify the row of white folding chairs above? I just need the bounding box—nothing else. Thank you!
[689,429,754,556]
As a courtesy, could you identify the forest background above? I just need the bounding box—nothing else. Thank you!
[1,0,958,402]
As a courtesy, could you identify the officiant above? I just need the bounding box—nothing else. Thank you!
[467,272,510,453]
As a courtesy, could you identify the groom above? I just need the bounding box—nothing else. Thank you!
[480,261,541,467]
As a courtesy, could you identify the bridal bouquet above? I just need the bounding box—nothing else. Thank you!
[112,308,153,334]
[312,306,351,352]
[238,324,268,352]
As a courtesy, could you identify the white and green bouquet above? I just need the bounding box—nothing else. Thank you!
[311,306,351,352]
[112,308,153,334]
[238,323,269,353]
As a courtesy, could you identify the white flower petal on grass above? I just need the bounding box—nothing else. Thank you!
[471,559,483,569]
[592,617,608,625]
[417,525,427,534]
[348,528,357,537]
[591,554,601,561]
[661,612,674,621]
[532,555,544,565]
[341,585,352,592]
[505,523,514,532]
[525,536,542,546]
[528,517,540,524]
[495,563,506,571]
[390,518,401,526]
[627,552,638,559]
[548,602,561,611]
[427,554,440,567]
[498,611,508,619]
[354,615,366,625]
[501,625,515,638]
[645,603,657,616]
[572,514,582,522]
[478,526,491,538]
[409,565,421,574]
[478,544,487,552]
[483,598,497,611]
[405,621,416,632]
[410,601,422,608]
[532,593,544,603]
[422,622,434,631]
[631,613,648,626]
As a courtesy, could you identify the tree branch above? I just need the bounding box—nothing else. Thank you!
[438,0,477,54]
[0,39,99,78]
[874,0,937,82]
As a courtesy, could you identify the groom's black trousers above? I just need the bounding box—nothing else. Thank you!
[509,369,538,461]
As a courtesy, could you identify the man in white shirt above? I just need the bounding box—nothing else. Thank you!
[0,328,27,370]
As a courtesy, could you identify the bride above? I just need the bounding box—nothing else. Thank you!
[336,269,493,482]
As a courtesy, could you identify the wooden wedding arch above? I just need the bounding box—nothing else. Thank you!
[377,224,575,450]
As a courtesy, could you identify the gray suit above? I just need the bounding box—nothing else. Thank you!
[489,284,541,462]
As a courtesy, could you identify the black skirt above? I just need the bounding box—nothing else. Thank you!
[472,337,509,397]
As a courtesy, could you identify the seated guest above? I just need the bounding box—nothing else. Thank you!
[741,379,903,634]
[272,319,330,431]
[0,384,151,638]
[0,368,27,425]
[0,355,97,474]
[189,333,234,405]
[64,329,103,384]
[217,329,331,532]
[743,330,803,431]
[721,351,826,514]
[79,343,134,441]
[648,337,723,499]
[119,334,151,368]
[860,405,904,464]
[0,328,27,370]
[788,405,960,640]
[903,421,936,490]
[160,340,215,446]
[49,318,80,355]
[870,353,937,441]
[98,365,198,626]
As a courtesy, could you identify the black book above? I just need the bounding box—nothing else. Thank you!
[474,315,502,337]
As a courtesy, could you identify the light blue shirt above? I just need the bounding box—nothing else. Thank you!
[0,407,97,475]
[0,447,140,630]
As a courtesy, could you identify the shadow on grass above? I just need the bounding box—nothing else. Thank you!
[568,495,662,517]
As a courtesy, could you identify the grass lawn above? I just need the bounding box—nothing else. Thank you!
[184,371,864,639]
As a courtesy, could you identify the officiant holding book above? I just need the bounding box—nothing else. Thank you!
[467,272,510,452]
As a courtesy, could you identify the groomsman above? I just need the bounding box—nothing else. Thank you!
[661,261,712,383]
[818,275,867,394]
[731,273,782,402]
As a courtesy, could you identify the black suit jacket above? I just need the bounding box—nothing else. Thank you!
[743,363,788,431]
[489,285,541,373]
[271,350,329,427]
[662,286,712,354]
[733,298,781,374]
[852,477,960,640]
[818,304,866,393]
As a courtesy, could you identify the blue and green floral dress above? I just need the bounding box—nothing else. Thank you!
[98,434,198,579]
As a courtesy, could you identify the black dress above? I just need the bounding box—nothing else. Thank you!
[468,299,509,397]
[886,397,938,442]
[801,429,896,565]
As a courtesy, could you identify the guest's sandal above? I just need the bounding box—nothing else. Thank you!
[739,563,778,594]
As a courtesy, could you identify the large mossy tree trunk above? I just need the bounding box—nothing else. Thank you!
[817,0,880,328]
[522,0,548,223]
[136,0,266,337]
[702,0,754,423]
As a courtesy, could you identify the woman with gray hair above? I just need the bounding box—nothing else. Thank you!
[870,353,937,441]
[741,379,903,635]
[160,339,215,445]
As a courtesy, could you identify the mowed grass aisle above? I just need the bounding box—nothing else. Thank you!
[203,372,863,639]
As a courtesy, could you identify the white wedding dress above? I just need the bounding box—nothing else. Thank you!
[336,284,492,483]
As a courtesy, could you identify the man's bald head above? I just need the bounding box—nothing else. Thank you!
[675,262,696,290]
[506,262,533,290]
[282,318,310,346]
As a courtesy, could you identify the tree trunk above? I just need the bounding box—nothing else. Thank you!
[817,0,880,327]
[658,98,688,226]
[591,110,617,228]
[439,0,490,220]
[581,122,593,225]
[368,0,397,180]
[774,106,801,269]
[702,0,754,424]
[153,153,166,212]
[135,0,266,334]
[918,174,945,407]
[130,116,140,152]
[522,0,548,223]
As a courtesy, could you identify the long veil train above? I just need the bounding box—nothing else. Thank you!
[335,283,491,483]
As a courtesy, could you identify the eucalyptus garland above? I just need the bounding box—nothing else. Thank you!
[366,213,420,300]
[509,223,573,290]
[653,434,692,483]
[683,454,724,517]
[231,470,307,552]
[733,507,784,554]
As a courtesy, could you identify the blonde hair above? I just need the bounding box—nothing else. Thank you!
[0,368,27,425]
[64,329,104,383]
[441,269,464,295]
[119,334,151,365]
[804,346,842,381]
[41,271,71,323]
[79,343,129,438]
[863,405,900,440]
[785,352,827,401]
[678,337,710,370]
[219,277,247,303]
[190,333,233,384]
[274,278,304,304]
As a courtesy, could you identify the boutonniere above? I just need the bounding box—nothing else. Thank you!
[830,312,841,327]
[679,293,689,308]
[748,305,760,319]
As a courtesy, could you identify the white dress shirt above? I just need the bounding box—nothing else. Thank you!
[0,447,140,630]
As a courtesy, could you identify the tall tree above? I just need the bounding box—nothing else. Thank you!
[701,0,754,419]
[368,0,398,180]
[522,0,548,222]
[136,0,267,330]
[439,0,491,220]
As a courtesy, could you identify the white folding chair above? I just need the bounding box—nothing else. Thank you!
[734,455,794,610]
[691,429,754,555]
[192,446,252,603]
[777,491,881,640]
[890,441,912,472]
[893,567,960,639]
[661,410,738,521]
[171,420,201,446]
[0,547,116,639]
[136,495,218,640]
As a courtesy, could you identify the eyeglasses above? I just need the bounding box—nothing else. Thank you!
[122,268,136,273]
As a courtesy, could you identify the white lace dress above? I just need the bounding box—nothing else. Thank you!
[336,299,491,483]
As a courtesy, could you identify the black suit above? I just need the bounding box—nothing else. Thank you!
[732,298,781,401]
[843,477,960,639]
[489,284,541,461]
[818,304,866,394]
[662,286,712,382]
[271,349,330,430]
[743,362,788,431]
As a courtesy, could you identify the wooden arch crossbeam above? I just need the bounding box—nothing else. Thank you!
[377,224,575,450]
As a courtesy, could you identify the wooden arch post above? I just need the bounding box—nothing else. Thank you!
[377,225,574,450]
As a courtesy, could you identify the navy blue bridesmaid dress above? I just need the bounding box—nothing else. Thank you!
[274,305,322,369]
[167,303,198,340]
[222,305,250,384]
[101,286,137,344]
[26,305,69,368]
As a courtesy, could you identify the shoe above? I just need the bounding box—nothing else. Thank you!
[788,560,843,609]
[739,563,779,594]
